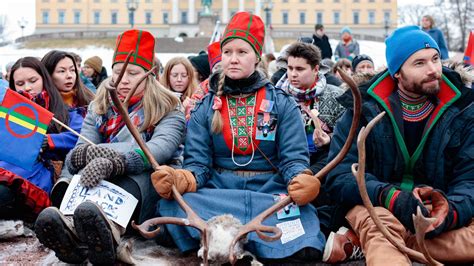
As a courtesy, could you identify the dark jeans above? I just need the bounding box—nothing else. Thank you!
[0,184,16,219]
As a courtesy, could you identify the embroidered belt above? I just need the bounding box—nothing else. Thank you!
[216,168,275,177]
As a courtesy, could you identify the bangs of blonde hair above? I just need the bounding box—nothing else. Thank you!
[160,57,198,99]
[93,76,180,131]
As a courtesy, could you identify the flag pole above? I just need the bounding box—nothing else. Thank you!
[52,117,95,145]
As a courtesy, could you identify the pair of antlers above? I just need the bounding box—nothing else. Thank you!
[107,53,438,265]
[127,65,362,265]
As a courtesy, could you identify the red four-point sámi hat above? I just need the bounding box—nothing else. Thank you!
[221,12,265,59]
[207,41,222,70]
[113,29,155,71]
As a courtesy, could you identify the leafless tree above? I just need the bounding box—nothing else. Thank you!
[0,15,7,42]
[398,4,426,26]
[450,0,473,51]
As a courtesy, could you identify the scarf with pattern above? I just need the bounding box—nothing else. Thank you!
[98,95,143,142]
[277,72,327,102]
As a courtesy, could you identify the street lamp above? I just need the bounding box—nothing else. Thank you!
[18,17,28,38]
[126,0,139,28]
[262,0,273,27]
[262,0,274,54]
[384,18,391,38]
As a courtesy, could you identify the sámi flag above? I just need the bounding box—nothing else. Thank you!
[0,89,53,170]
[464,30,474,66]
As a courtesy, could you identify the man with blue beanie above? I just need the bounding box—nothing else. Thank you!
[325,25,474,264]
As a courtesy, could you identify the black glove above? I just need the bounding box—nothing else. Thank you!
[40,136,49,153]
[80,156,126,188]
[379,186,429,233]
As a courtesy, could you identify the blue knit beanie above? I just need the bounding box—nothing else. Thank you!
[340,26,352,35]
[385,25,440,77]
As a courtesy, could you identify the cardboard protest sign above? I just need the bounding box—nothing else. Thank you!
[60,175,138,228]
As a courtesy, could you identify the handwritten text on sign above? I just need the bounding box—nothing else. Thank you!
[59,175,138,228]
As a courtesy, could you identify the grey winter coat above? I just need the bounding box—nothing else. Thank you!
[62,102,186,223]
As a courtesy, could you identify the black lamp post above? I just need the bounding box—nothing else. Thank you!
[262,0,273,27]
[18,17,28,38]
[384,18,390,38]
[127,0,139,28]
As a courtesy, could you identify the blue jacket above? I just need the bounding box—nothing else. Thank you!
[326,67,474,229]
[0,108,84,193]
[159,72,325,258]
[423,28,449,60]
[80,73,96,94]
[0,79,8,92]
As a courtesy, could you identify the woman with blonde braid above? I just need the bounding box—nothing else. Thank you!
[152,12,325,262]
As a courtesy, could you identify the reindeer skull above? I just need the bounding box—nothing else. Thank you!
[198,214,246,265]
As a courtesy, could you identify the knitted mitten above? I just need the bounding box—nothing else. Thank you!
[69,144,91,172]
[86,145,122,162]
[80,157,126,188]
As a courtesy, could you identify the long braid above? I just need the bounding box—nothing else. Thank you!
[211,71,226,134]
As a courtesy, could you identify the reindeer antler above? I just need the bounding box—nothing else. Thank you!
[229,67,363,265]
[351,111,440,265]
[106,50,159,171]
[106,52,211,265]
[131,185,210,265]
[413,208,443,266]
[228,196,290,264]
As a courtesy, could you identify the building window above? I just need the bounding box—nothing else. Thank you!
[94,11,100,24]
[353,0,359,2]
[58,11,65,24]
[316,12,323,24]
[333,11,340,25]
[333,0,340,2]
[282,11,288,25]
[110,0,117,2]
[74,0,81,2]
[163,12,169,24]
[384,0,390,2]
[353,11,359,25]
[42,11,49,24]
[369,0,375,2]
[58,0,65,2]
[94,0,100,2]
[181,11,188,24]
[283,0,288,2]
[316,0,322,2]
[368,10,375,24]
[300,0,305,2]
[384,11,391,23]
[145,11,152,24]
[145,0,152,2]
[111,11,118,24]
[74,11,81,24]
[299,12,305,24]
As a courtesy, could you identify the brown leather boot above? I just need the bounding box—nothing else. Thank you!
[35,207,88,263]
[73,201,124,264]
